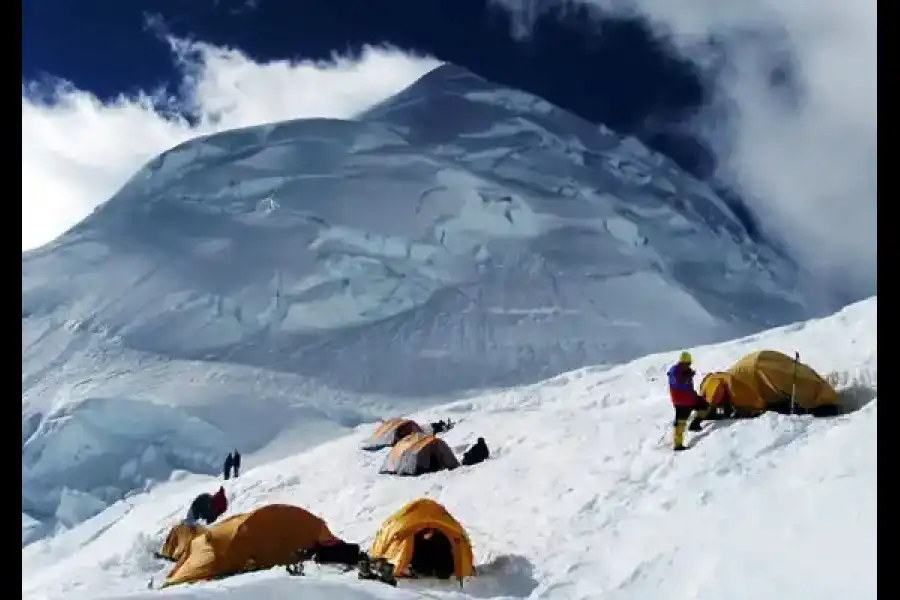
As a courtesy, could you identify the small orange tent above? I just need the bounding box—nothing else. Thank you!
[157,522,206,562]
[379,432,459,476]
[369,498,474,583]
[362,418,424,451]
[162,504,339,587]
[699,350,839,415]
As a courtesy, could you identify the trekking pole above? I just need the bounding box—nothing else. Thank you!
[789,351,800,415]
[656,423,669,446]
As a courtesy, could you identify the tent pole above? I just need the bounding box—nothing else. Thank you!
[789,351,800,415]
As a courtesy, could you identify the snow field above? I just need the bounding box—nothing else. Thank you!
[22,297,876,600]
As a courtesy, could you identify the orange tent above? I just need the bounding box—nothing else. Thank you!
[379,432,459,476]
[369,498,474,583]
[157,522,206,562]
[362,418,424,451]
[163,504,339,587]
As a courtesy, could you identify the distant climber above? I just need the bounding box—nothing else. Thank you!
[184,486,228,526]
[667,351,708,451]
[232,449,242,478]
[461,437,489,466]
[223,453,234,480]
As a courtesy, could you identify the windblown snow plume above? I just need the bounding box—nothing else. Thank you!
[491,0,877,299]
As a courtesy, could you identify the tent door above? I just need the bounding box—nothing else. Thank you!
[410,529,454,580]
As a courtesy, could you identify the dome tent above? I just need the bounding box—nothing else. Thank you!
[379,432,459,476]
[163,504,339,587]
[156,522,207,562]
[362,418,424,451]
[699,350,839,416]
[369,498,474,584]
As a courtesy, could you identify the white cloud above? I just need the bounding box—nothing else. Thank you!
[492,0,877,298]
[22,41,440,252]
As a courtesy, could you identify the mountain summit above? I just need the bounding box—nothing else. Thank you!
[24,63,831,396]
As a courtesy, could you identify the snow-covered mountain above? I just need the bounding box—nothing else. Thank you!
[22,297,877,600]
[23,64,841,540]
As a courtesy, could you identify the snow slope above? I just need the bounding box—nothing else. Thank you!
[22,297,877,600]
[23,63,842,536]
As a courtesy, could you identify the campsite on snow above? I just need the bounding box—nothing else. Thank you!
[22,64,876,600]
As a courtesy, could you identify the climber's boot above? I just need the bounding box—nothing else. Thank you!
[673,421,686,451]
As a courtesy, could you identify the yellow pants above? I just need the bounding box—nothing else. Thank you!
[673,420,686,448]
[672,405,694,449]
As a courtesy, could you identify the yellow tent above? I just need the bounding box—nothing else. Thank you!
[157,522,207,562]
[379,433,459,476]
[163,504,339,587]
[699,350,838,415]
[369,498,474,583]
[362,418,424,451]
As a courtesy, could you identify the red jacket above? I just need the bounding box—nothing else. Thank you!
[210,487,228,519]
[667,363,702,408]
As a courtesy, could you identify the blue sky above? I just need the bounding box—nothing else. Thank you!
[22,0,706,164]
[22,0,876,297]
